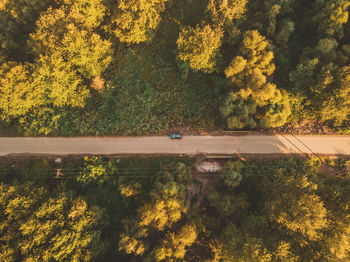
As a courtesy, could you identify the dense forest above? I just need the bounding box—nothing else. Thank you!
[0,156,349,261]
[0,0,349,135]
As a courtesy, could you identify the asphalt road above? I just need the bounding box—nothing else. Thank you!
[0,135,350,156]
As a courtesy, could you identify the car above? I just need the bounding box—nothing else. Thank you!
[169,133,182,139]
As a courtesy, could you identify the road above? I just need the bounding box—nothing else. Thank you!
[0,135,350,156]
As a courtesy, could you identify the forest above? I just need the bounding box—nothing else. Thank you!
[0,0,349,135]
[0,156,349,261]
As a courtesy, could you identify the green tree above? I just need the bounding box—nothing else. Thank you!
[177,23,223,73]
[220,93,257,129]
[221,161,243,188]
[220,224,273,262]
[0,0,54,61]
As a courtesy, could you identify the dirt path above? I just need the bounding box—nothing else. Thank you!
[1,135,350,156]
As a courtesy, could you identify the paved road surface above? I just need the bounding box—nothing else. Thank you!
[0,136,350,156]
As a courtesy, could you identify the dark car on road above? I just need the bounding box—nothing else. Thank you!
[169,133,182,139]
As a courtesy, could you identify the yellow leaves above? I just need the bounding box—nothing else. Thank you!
[0,0,8,10]
[32,54,89,108]
[30,7,113,78]
[113,0,169,43]
[68,199,88,220]
[223,29,291,129]
[242,30,268,55]
[207,0,248,24]
[0,62,41,120]
[315,0,350,37]
[60,26,112,77]
[177,23,223,73]
[118,234,145,255]
[225,56,247,78]
[277,193,328,241]
[120,183,141,198]
[138,197,182,230]
[20,3,114,112]
[273,241,299,262]
[64,0,106,29]
[155,225,197,261]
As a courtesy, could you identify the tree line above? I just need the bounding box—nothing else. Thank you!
[0,0,349,135]
[0,156,349,261]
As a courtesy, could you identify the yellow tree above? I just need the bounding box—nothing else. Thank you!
[207,0,248,43]
[223,30,290,129]
[113,0,169,44]
[0,62,41,120]
[314,0,350,39]
[154,225,197,261]
[31,54,89,108]
[63,0,106,29]
[177,23,223,73]
[29,7,112,78]
[320,65,350,127]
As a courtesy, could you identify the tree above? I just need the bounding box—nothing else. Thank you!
[154,225,197,261]
[137,189,183,231]
[314,0,350,39]
[221,161,243,188]
[220,93,257,129]
[206,0,247,43]
[63,0,106,29]
[118,163,192,258]
[320,65,350,127]
[207,0,247,24]
[177,23,223,73]
[0,182,107,261]
[220,224,273,262]
[265,168,328,241]
[29,7,113,78]
[274,193,328,240]
[0,62,41,120]
[112,0,169,43]
[272,241,299,262]
[260,90,291,128]
[0,0,54,61]
[77,156,116,186]
[318,176,350,261]
[31,54,90,108]
[227,30,277,104]
[223,30,291,129]
[207,190,249,217]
